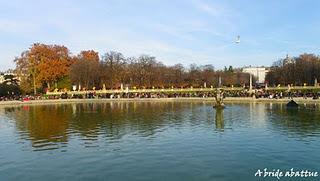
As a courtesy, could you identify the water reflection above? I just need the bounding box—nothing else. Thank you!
[3,102,201,150]
[2,101,320,151]
[4,105,72,151]
[1,101,320,181]
[268,103,320,137]
[214,108,224,130]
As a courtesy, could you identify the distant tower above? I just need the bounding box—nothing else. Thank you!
[283,54,293,65]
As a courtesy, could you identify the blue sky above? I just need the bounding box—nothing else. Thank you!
[1,0,320,71]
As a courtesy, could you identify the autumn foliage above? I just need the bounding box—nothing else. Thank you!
[266,54,320,86]
[14,43,251,94]
[14,43,73,94]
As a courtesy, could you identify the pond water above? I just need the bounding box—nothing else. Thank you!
[0,101,320,181]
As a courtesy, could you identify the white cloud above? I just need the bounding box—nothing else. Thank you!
[0,19,40,34]
[192,0,233,19]
[0,0,282,71]
[195,1,224,17]
[152,23,195,41]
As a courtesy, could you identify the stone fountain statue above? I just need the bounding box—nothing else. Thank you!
[213,76,225,108]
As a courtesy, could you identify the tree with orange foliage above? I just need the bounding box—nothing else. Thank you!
[69,50,100,89]
[14,43,73,94]
[78,50,99,62]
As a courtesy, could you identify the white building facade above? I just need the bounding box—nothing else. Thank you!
[242,67,269,84]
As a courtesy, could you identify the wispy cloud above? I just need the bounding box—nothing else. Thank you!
[191,0,239,37]
[193,0,225,17]
[152,23,195,41]
[63,27,212,65]
[0,19,39,34]
[1,0,320,71]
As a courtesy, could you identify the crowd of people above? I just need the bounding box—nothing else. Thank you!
[1,88,320,102]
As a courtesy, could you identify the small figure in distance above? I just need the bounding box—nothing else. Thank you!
[236,35,240,44]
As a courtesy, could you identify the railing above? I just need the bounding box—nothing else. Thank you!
[46,86,320,96]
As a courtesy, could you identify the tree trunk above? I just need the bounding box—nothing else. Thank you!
[32,72,37,95]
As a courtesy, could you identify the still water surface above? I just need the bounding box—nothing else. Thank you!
[0,101,320,181]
